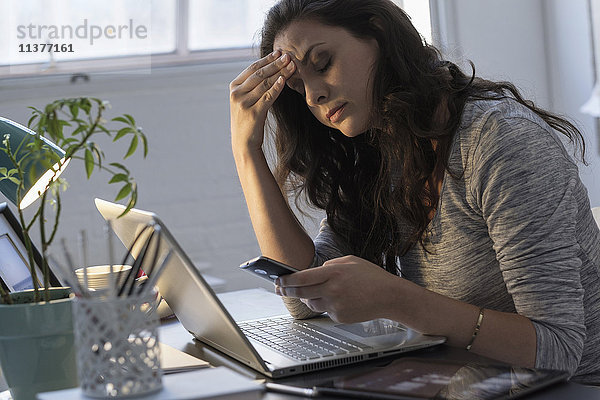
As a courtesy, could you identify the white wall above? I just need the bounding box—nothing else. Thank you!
[0,62,323,293]
[545,0,600,202]
[431,0,600,203]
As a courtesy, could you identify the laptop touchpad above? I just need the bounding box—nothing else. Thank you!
[335,319,406,338]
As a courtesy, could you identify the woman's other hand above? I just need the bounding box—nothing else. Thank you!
[275,255,401,323]
[229,50,296,153]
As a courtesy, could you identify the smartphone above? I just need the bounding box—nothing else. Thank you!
[239,256,299,283]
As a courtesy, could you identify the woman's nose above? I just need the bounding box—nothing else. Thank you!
[304,79,328,107]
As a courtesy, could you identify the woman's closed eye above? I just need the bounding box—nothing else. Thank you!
[285,56,331,95]
[317,58,331,73]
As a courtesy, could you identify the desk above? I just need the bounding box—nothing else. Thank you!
[159,288,600,400]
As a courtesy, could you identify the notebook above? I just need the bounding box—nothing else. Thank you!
[159,342,210,374]
[95,198,446,378]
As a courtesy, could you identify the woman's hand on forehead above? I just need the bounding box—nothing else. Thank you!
[229,50,296,151]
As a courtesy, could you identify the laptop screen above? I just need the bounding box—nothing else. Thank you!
[0,234,34,291]
[0,202,60,292]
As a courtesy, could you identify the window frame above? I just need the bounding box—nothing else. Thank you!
[1,0,431,78]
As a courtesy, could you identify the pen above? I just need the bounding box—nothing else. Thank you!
[266,382,408,400]
[105,220,115,296]
[265,382,319,397]
[78,230,88,290]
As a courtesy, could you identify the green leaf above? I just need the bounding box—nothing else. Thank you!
[123,114,135,125]
[0,167,6,175]
[115,183,131,201]
[38,115,46,133]
[109,173,128,184]
[8,177,20,185]
[69,104,79,119]
[70,117,87,126]
[124,135,138,159]
[49,118,60,140]
[112,116,129,124]
[27,114,37,128]
[84,148,94,178]
[97,125,111,135]
[119,185,137,217]
[114,127,132,141]
[140,133,148,157]
[92,145,104,169]
[79,98,91,113]
[47,150,61,164]
[71,125,87,136]
[109,162,129,173]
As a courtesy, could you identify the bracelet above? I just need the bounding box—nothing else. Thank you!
[466,307,485,351]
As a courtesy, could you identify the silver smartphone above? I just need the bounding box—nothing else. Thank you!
[239,256,299,283]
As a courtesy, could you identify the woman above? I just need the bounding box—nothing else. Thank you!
[229,0,600,384]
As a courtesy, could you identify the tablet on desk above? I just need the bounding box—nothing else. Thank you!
[318,358,569,400]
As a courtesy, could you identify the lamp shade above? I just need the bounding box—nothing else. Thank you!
[0,117,70,209]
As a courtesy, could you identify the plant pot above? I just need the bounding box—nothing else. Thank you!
[0,288,78,400]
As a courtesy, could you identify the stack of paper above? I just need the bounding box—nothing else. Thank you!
[159,342,210,374]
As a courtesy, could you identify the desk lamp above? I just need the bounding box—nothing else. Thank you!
[0,117,70,209]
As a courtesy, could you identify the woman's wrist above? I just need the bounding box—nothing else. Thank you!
[232,142,265,165]
[378,274,413,321]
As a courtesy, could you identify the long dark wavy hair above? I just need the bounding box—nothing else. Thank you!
[260,0,586,274]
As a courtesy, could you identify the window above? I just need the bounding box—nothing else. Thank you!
[188,0,275,51]
[188,0,432,51]
[0,0,174,65]
[0,0,431,76]
[398,0,432,44]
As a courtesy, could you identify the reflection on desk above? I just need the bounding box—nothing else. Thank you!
[36,367,263,400]
[159,288,600,400]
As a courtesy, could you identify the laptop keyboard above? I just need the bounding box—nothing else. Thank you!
[238,316,367,361]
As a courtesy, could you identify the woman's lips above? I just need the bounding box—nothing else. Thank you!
[327,103,347,123]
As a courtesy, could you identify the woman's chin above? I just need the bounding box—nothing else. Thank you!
[338,125,367,138]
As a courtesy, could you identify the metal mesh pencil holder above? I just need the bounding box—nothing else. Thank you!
[72,290,162,398]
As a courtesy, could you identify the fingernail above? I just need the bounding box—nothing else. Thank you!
[280,53,289,62]
[272,49,280,57]
[286,61,294,71]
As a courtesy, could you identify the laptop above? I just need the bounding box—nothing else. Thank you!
[95,198,446,378]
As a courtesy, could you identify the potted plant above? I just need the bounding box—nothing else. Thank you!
[0,97,147,400]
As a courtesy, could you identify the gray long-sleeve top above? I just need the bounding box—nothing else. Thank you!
[283,97,600,384]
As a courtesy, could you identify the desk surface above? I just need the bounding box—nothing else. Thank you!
[159,288,600,400]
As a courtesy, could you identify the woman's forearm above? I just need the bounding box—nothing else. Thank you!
[387,277,537,367]
[233,147,314,269]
